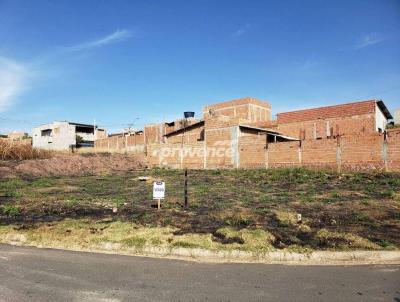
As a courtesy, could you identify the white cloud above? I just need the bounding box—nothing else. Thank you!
[231,24,251,37]
[355,33,385,49]
[65,29,132,52]
[0,57,29,112]
[0,29,134,113]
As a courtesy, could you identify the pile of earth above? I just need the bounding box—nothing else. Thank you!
[0,153,147,178]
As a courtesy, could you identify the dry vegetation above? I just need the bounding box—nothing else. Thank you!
[0,168,399,253]
[0,152,146,178]
[0,140,52,161]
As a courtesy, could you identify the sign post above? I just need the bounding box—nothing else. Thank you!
[153,181,165,210]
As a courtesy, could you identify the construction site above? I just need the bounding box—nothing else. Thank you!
[93,97,400,172]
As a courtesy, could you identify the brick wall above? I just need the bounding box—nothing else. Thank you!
[165,123,204,144]
[203,97,271,123]
[301,139,337,169]
[264,133,397,172]
[144,124,165,145]
[277,100,376,123]
[93,98,400,172]
[239,132,266,168]
[340,133,385,171]
[277,113,376,140]
[267,141,300,168]
[147,142,205,169]
[94,133,145,153]
[387,129,400,171]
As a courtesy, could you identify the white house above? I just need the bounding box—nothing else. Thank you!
[32,121,104,150]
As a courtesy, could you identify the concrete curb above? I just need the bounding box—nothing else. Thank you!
[5,240,400,265]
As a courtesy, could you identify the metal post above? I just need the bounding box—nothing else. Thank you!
[184,169,188,208]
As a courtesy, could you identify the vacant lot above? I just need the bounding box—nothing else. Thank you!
[0,168,399,253]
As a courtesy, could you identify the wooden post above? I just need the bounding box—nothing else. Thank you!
[157,198,161,210]
[184,169,188,208]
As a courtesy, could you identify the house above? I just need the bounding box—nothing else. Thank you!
[95,96,398,171]
[32,121,105,150]
[147,97,297,169]
[395,109,400,125]
[276,100,392,139]
[7,131,28,141]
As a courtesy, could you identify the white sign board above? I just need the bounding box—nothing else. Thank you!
[153,181,165,200]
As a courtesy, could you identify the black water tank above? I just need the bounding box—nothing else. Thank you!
[184,111,195,118]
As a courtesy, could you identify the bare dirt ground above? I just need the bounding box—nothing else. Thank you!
[0,153,147,178]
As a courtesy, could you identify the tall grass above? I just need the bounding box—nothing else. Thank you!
[0,140,52,160]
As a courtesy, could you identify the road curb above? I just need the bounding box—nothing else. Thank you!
[4,240,400,265]
[109,246,400,265]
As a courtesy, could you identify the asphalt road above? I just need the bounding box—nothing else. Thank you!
[0,244,399,302]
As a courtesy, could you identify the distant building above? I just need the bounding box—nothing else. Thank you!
[32,121,105,150]
[7,131,28,141]
[395,108,400,125]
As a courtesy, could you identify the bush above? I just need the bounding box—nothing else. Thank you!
[2,205,21,216]
[0,140,52,160]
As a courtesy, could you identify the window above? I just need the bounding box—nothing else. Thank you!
[41,129,52,137]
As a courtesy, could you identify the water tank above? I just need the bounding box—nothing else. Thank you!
[184,111,195,118]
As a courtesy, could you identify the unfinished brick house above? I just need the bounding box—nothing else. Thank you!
[96,97,399,172]
[276,100,391,140]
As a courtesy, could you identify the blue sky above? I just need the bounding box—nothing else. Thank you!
[0,0,399,134]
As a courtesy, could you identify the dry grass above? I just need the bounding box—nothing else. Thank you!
[0,219,278,254]
[1,168,399,252]
[0,141,52,160]
[315,229,381,250]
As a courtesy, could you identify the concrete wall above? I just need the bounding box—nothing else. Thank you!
[375,104,388,132]
[395,109,400,125]
[33,122,76,150]
[33,122,96,150]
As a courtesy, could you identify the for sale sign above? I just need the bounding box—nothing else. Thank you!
[153,181,165,200]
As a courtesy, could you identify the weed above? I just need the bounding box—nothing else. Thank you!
[121,236,146,248]
[2,205,21,216]
[172,241,200,248]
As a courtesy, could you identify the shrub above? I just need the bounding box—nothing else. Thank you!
[2,205,21,216]
[0,140,52,160]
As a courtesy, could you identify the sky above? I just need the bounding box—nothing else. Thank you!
[0,0,399,134]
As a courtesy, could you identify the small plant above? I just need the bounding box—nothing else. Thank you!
[224,213,252,227]
[172,241,200,248]
[2,205,21,216]
[4,191,22,198]
[121,236,146,248]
